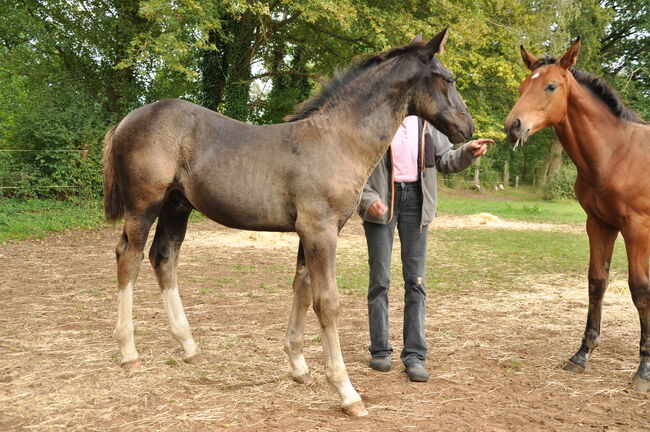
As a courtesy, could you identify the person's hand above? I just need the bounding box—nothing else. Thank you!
[368,200,388,217]
[467,138,493,157]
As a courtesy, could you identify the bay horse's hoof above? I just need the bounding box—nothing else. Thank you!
[292,373,314,385]
[342,401,368,417]
[631,376,650,392]
[121,358,142,375]
[562,360,585,373]
[183,353,206,365]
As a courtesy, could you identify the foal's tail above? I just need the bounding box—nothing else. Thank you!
[103,125,124,223]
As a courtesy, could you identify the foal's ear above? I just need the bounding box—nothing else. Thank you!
[411,33,423,43]
[520,45,539,71]
[426,26,449,56]
[559,37,581,69]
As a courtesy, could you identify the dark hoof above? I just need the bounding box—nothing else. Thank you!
[631,376,650,392]
[369,356,391,372]
[292,373,314,385]
[342,400,368,417]
[562,360,585,373]
[121,358,142,375]
[183,353,206,365]
[406,364,429,382]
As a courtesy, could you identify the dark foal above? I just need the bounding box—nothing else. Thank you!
[103,27,474,415]
[505,38,650,392]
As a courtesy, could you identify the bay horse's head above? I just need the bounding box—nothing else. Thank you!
[505,38,582,144]
[408,28,474,143]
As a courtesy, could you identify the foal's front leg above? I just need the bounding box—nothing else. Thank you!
[298,221,367,417]
[284,241,314,384]
[622,224,650,392]
[564,217,618,372]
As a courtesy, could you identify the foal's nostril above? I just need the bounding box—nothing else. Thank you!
[513,118,521,130]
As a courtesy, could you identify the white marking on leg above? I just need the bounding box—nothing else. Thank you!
[161,285,199,359]
[320,330,362,408]
[115,282,139,363]
[285,266,311,378]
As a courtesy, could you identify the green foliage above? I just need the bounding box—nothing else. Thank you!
[542,164,578,202]
[0,0,646,200]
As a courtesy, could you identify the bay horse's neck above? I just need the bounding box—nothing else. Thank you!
[553,80,628,178]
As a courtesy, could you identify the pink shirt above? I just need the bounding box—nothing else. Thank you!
[391,115,420,182]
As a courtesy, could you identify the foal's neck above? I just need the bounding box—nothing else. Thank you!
[554,79,628,178]
[314,61,413,175]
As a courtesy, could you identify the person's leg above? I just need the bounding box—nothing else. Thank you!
[396,184,428,373]
[364,197,399,364]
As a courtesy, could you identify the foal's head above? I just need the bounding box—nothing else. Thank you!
[407,28,474,143]
[505,38,582,144]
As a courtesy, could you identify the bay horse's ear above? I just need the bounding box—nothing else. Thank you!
[520,45,538,71]
[559,36,581,69]
[411,33,423,43]
[426,26,449,56]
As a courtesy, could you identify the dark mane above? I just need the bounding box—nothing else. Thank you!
[532,56,645,124]
[285,43,424,122]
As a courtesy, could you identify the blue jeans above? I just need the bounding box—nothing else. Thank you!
[364,182,428,367]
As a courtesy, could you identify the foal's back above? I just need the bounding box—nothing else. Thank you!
[110,99,305,231]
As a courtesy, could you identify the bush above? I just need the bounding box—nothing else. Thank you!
[542,164,577,201]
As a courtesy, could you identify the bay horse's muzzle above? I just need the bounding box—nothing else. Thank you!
[504,117,530,144]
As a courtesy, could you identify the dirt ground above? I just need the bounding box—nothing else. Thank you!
[1,215,649,431]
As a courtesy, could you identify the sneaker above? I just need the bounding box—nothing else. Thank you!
[369,356,391,372]
[405,363,429,382]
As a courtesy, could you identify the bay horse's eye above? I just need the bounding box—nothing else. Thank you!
[546,83,557,92]
[445,76,454,84]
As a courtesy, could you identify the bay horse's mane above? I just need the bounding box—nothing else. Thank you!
[532,56,646,124]
[286,43,425,122]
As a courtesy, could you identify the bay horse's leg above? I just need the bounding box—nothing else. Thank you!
[297,221,367,417]
[148,200,203,364]
[622,225,650,392]
[284,241,314,384]
[564,217,618,372]
[114,213,157,372]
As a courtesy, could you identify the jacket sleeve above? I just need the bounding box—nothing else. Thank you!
[429,124,476,174]
[359,181,382,218]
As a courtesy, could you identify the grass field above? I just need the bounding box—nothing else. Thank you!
[3,188,648,431]
[0,187,586,243]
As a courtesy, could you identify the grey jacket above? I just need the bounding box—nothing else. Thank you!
[358,118,476,226]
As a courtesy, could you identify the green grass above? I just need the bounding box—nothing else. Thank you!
[0,198,105,242]
[437,189,586,225]
[426,228,627,293]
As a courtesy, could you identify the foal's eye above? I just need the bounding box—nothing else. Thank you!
[546,83,557,92]
[445,76,454,84]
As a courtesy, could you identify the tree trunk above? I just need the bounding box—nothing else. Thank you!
[199,29,230,111]
[222,12,256,121]
[546,137,564,181]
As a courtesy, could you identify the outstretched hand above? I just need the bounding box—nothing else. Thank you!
[467,138,493,157]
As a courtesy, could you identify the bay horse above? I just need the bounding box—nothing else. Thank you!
[505,38,650,392]
[103,27,474,416]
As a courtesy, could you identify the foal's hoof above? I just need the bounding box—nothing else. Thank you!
[631,376,650,393]
[121,358,142,375]
[292,373,314,385]
[562,360,585,373]
[184,353,206,365]
[342,401,368,417]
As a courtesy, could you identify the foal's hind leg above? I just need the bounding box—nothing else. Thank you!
[564,217,618,372]
[622,225,650,392]
[115,213,157,372]
[284,242,314,384]
[149,200,203,364]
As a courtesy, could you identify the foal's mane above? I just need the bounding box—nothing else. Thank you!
[532,56,646,124]
[285,43,424,122]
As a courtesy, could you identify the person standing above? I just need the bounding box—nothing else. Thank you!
[358,115,491,382]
